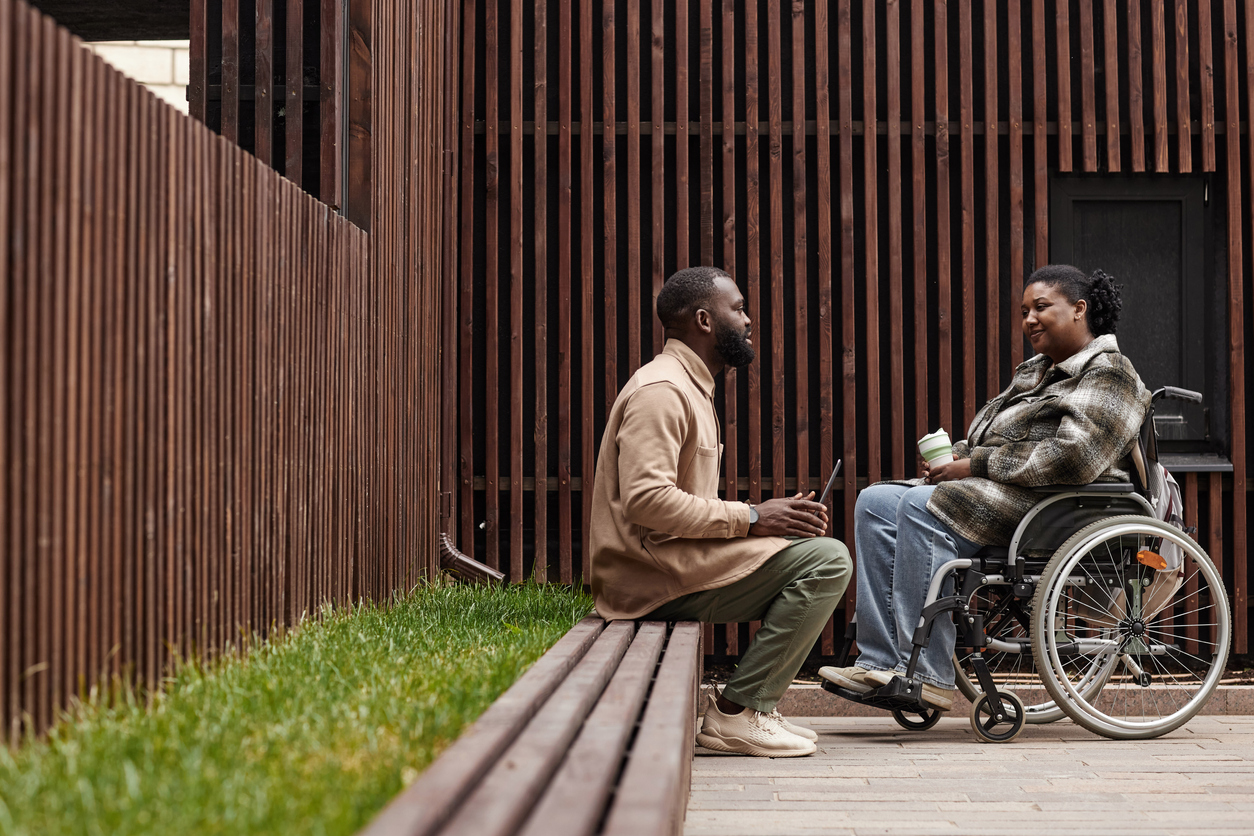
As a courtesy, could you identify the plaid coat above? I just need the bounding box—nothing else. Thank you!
[923,334,1151,545]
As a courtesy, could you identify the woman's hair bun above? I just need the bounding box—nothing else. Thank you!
[1085,268,1122,336]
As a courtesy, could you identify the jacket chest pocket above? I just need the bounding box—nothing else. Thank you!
[997,395,1059,441]
[682,444,723,495]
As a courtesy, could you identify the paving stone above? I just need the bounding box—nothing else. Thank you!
[685,715,1254,836]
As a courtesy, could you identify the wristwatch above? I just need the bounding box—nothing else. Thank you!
[748,504,759,526]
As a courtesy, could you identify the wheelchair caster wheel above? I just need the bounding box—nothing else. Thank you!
[970,690,1025,743]
[892,706,942,731]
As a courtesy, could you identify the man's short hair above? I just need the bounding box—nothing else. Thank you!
[655,266,730,329]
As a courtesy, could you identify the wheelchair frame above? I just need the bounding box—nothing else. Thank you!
[821,388,1232,743]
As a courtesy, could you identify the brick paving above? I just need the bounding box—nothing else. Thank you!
[685,715,1254,836]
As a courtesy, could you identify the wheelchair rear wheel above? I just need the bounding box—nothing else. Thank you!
[1031,516,1231,740]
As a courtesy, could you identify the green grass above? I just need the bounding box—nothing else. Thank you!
[0,581,592,836]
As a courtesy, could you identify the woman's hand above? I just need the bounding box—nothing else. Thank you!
[923,458,972,484]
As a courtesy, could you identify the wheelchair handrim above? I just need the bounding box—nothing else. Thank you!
[1042,520,1230,733]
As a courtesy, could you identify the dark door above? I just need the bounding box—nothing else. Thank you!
[1050,176,1217,450]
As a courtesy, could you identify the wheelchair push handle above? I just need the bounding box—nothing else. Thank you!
[1152,386,1203,404]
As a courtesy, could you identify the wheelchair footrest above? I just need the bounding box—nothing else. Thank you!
[819,676,932,712]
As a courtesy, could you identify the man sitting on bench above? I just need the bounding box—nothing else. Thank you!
[589,266,851,758]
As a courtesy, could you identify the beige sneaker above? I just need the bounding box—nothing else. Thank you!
[696,696,817,757]
[768,709,818,742]
[864,669,954,711]
[818,665,879,693]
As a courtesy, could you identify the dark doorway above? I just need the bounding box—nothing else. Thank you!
[1050,175,1228,461]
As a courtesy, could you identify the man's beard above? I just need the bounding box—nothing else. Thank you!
[714,320,755,368]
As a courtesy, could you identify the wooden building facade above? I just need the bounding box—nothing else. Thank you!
[445,0,1252,656]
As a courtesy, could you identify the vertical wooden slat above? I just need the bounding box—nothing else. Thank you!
[863,0,880,485]
[1032,0,1048,264]
[768,0,784,499]
[458,0,477,557]
[603,0,617,416]
[190,0,208,123]
[1150,0,1168,171]
[47,21,68,724]
[815,0,834,652]
[959,0,975,427]
[626,0,642,371]
[838,0,856,609]
[321,0,344,206]
[222,0,240,142]
[580,0,596,581]
[934,0,952,432]
[654,0,667,358]
[1127,0,1146,171]
[1184,473,1200,655]
[1056,0,1073,172]
[10,1,29,738]
[1232,0,1249,652]
[886,0,905,479]
[911,0,927,444]
[1102,0,1121,171]
[675,0,690,268]
[983,0,1000,422]
[721,0,737,623]
[791,0,808,493]
[256,0,274,166]
[1008,0,1024,369]
[557,0,573,581]
[0,0,11,738]
[285,0,304,185]
[699,0,714,265]
[346,0,371,227]
[1078,0,1098,171]
[485,0,501,570]
[1198,0,1215,171]
[1173,0,1191,172]
[1208,472,1224,593]
[441,0,461,546]
[745,0,763,511]
[510,0,525,580]
[535,0,549,582]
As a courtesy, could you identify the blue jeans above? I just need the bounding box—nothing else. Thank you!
[853,484,982,689]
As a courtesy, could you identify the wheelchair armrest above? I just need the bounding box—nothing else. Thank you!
[1029,483,1135,494]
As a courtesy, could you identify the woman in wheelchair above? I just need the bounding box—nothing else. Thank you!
[819,264,1150,711]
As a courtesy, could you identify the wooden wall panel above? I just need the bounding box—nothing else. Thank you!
[448,0,1254,657]
[1,0,439,738]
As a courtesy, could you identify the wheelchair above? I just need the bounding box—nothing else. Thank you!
[822,387,1232,742]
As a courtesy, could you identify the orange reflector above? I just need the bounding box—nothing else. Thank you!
[1137,550,1167,570]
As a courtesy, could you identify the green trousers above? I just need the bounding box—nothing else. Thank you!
[645,536,851,712]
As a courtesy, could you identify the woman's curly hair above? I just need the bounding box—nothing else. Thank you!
[1027,264,1123,336]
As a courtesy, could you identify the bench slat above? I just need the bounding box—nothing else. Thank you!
[360,615,606,836]
[601,621,702,836]
[441,621,638,836]
[516,621,668,836]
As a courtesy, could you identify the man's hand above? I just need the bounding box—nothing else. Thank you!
[749,491,829,537]
[923,458,972,484]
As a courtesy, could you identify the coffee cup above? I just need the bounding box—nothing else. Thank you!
[918,428,954,466]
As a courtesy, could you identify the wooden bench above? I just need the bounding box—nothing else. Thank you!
[360,616,703,836]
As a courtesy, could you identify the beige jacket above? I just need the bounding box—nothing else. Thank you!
[590,340,789,619]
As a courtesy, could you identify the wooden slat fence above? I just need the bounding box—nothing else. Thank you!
[450,0,1252,655]
[1,0,446,739]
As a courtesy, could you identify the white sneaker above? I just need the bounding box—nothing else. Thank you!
[768,709,818,742]
[696,696,817,757]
